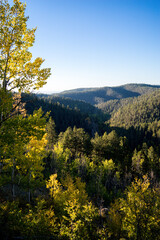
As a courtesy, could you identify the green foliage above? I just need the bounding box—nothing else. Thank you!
[46,174,100,240]
[0,200,23,239]
[0,109,48,199]
[91,130,129,168]
[0,199,58,240]
[46,117,57,149]
[22,92,105,135]
[96,97,134,115]
[58,126,91,158]
[132,144,160,179]
[1,2,160,240]
[110,90,160,129]
[54,84,160,105]
[39,94,105,117]
[46,174,88,211]
[108,176,160,240]
[22,199,58,239]
[0,0,51,93]
[0,89,13,121]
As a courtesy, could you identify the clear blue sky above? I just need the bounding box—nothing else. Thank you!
[15,0,160,92]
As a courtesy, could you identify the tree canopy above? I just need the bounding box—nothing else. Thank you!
[0,0,51,93]
[0,1,160,239]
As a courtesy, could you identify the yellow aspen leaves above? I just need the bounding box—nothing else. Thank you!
[0,0,51,92]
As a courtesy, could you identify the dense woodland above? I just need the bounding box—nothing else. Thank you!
[54,83,160,105]
[21,93,108,135]
[0,1,160,239]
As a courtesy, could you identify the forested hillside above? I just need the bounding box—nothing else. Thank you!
[109,89,160,128]
[53,83,160,105]
[22,93,108,135]
[0,1,160,240]
[96,90,160,151]
[96,97,134,115]
[37,94,102,115]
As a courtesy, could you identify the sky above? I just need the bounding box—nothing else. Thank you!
[12,0,160,93]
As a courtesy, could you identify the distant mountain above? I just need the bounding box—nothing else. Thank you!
[52,84,160,105]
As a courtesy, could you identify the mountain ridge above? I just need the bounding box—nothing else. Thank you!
[52,83,160,105]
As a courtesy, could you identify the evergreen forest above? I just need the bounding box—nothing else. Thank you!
[0,1,160,239]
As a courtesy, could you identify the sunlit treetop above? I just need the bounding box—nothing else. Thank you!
[0,0,51,93]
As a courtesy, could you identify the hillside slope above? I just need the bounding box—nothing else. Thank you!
[53,84,160,105]
[37,94,105,117]
[109,89,160,129]
[21,93,107,135]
